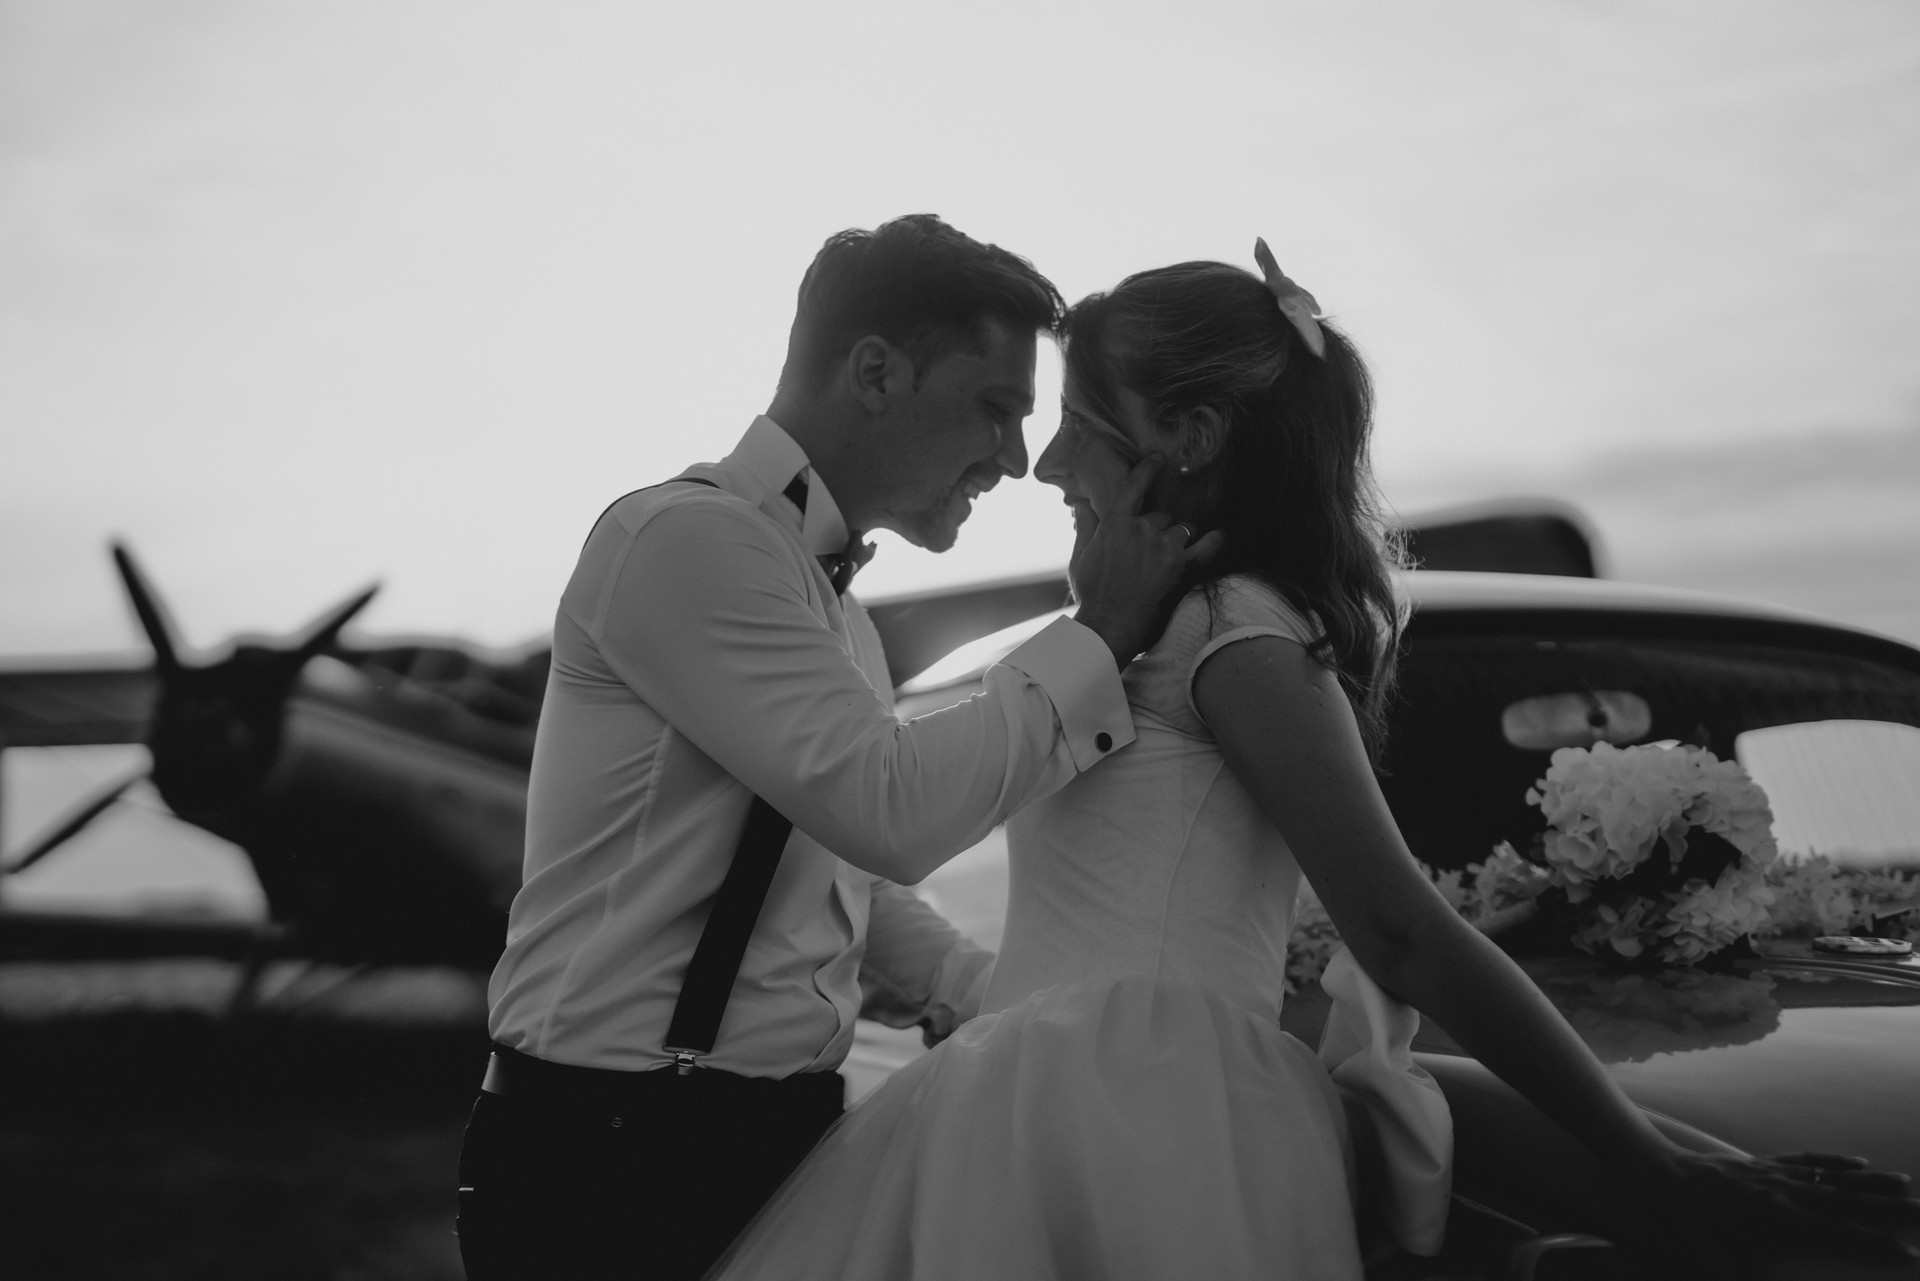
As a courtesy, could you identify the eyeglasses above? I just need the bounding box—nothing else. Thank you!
[1059,404,1143,465]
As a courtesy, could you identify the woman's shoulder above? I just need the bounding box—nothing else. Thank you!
[1170,574,1318,649]
[1131,575,1322,732]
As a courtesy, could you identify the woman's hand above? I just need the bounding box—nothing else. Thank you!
[1648,1148,1920,1276]
[1069,455,1223,668]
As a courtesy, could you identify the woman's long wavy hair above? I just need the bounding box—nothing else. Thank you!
[1063,260,1406,763]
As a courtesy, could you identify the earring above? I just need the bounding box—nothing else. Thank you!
[1177,464,1192,475]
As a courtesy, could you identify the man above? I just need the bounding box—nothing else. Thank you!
[456,214,1216,1280]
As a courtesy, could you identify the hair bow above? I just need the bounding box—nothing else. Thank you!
[1253,238,1326,360]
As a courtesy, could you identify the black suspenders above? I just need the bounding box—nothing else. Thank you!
[662,797,795,1073]
[622,474,816,1074]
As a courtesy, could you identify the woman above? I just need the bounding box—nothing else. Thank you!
[708,246,1919,1279]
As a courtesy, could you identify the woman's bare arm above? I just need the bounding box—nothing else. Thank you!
[1194,634,1919,1270]
[1194,636,1670,1173]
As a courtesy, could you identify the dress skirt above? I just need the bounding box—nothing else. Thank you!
[703,973,1370,1281]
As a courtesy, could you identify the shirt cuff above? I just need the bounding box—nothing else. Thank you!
[999,615,1135,771]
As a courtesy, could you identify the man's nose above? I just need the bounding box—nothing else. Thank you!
[995,417,1030,479]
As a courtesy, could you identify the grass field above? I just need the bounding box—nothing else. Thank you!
[0,961,491,1281]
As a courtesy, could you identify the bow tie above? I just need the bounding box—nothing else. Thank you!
[784,474,872,596]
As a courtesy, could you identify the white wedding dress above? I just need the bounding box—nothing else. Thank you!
[706,578,1451,1281]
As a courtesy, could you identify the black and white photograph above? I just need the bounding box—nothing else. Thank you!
[3,3,1919,1279]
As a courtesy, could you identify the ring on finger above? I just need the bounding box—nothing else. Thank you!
[1173,523,1195,543]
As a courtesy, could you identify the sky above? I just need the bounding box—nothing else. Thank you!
[4,0,1919,662]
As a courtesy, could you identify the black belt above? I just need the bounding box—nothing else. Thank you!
[481,1045,842,1112]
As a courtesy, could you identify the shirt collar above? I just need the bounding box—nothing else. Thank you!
[727,415,852,558]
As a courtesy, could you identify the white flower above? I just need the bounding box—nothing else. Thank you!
[1526,743,1782,966]
[1758,855,1920,941]
[1572,897,1657,959]
[1473,843,1552,910]
[1653,861,1776,964]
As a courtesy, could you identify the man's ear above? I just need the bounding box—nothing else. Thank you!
[845,335,903,413]
[1177,406,1228,470]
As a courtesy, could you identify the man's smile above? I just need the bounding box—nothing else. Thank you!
[952,469,1002,510]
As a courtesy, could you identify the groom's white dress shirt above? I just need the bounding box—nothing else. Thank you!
[487,416,1135,1076]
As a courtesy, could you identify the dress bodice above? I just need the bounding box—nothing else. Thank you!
[983,577,1317,1022]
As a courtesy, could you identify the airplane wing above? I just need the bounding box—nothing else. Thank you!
[0,659,155,747]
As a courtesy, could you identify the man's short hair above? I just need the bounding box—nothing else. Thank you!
[779,214,1064,392]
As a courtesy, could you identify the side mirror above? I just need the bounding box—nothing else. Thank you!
[1509,1233,1619,1281]
[1431,1196,1621,1281]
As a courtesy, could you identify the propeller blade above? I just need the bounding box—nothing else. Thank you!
[111,542,184,674]
[291,583,380,665]
[3,768,148,875]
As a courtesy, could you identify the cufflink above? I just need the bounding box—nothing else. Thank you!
[1095,732,1113,752]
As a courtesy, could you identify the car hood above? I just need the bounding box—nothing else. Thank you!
[1413,944,1920,1180]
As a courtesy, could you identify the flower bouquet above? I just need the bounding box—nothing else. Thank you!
[1478,742,1779,965]
[1281,741,1920,989]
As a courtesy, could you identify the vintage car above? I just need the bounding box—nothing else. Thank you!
[850,571,1920,1280]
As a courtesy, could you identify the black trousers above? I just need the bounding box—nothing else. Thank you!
[456,1050,845,1281]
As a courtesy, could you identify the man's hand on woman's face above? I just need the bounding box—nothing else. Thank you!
[1068,455,1224,670]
